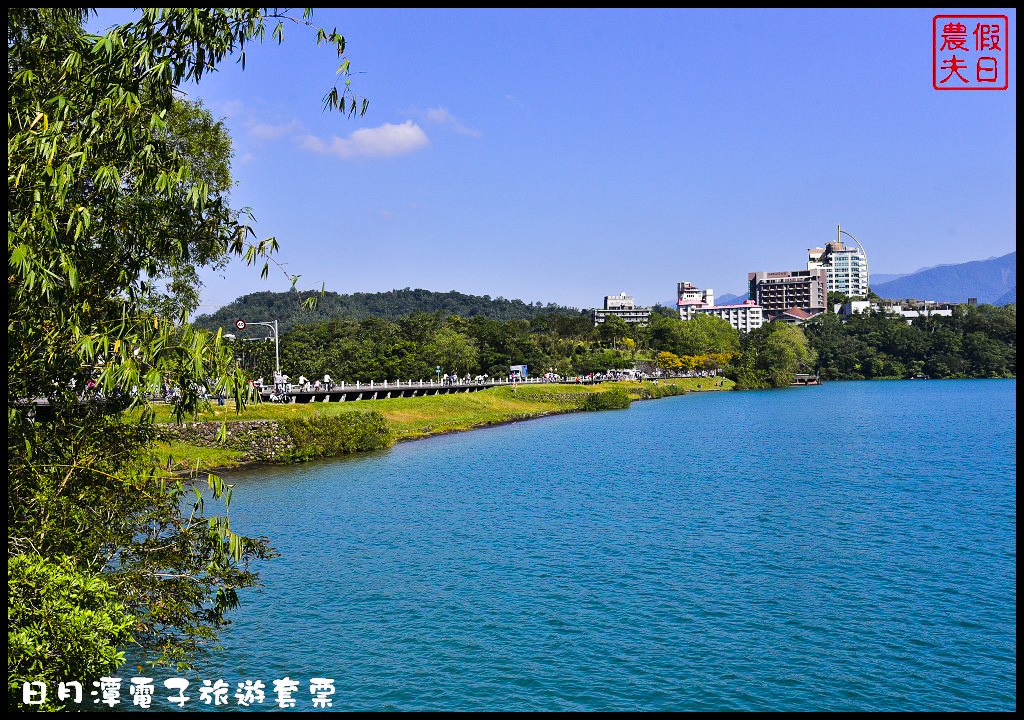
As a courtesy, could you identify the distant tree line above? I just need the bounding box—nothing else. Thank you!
[232,310,812,389]
[236,312,634,381]
[229,302,1015,389]
[806,304,1016,380]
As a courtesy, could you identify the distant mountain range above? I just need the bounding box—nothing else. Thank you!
[867,273,906,285]
[657,291,751,307]
[715,292,749,305]
[871,251,1015,305]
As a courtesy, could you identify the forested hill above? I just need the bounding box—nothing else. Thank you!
[192,288,585,333]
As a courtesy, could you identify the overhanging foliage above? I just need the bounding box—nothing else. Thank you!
[8,7,365,708]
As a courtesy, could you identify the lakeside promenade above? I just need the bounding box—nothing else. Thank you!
[263,375,602,404]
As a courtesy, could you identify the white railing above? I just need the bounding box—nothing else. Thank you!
[272,375,583,394]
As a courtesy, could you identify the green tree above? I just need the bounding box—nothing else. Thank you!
[804,312,867,379]
[646,313,683,354]
[8,8,365,707]
[827,291,850,311]
[422,327,480,377]
[598,314,629,348]
[676,315,741,356]
[144,99,237,322]
[649,303,679,319]
[647,314,739,358]
[806,304,1015,381]
[730,322,816,389]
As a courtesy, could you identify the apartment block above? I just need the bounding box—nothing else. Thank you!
[677,281,764,332]
[748,269,827,317]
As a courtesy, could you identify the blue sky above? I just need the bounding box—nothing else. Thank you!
[91,8,1016,311]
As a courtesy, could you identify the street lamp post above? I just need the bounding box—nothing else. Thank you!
[243,320,280,377]
[837,224,870,297]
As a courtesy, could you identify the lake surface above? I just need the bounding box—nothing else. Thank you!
[193,380,1015,711]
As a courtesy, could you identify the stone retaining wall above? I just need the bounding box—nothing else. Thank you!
[157,421,295,463]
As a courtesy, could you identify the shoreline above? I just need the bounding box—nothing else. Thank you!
[192,409,581,478]
[165,380,733,478]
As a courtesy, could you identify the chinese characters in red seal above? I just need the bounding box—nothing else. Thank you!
[934,15,1009,90]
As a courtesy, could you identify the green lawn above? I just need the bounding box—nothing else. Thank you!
[149,439,249,477]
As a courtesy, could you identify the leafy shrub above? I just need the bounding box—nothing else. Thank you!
[630,384,686,400]
[580,387,632,410]
[8,555,135,709]
[276,412,393,463]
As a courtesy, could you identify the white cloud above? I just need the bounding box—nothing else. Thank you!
[298,121,430,158]
[249,118,302,140]
[208,99,304,141]
[297,134,328,153]
[417,107,481,138]
[217,99,245,118]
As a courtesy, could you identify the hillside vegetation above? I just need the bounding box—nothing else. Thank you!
[193,288,584,334]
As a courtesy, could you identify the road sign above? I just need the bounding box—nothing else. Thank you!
[234,319,246,330]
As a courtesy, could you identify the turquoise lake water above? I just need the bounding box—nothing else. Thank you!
[188,380,1015,711]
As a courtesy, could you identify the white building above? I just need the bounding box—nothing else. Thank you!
[808,239,868,297]
[593,292,651,326]
[837,299,954,323]
[875,301,954,323]
[693,300,766,332]
[677,281,764,332]
[836,299,871,316]
[677,281,714,309]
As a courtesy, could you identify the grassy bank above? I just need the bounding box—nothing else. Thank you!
[150,377,732,474]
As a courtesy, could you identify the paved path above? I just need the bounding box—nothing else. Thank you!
[262,377,601,403]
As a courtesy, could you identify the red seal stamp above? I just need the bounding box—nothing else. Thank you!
[934,15,1009,90]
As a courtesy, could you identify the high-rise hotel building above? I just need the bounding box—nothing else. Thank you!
[807,239,868,297]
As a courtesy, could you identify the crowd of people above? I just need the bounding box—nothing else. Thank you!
[252,372,333,393]
[246,367,726,394]
[58,366,721,408]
